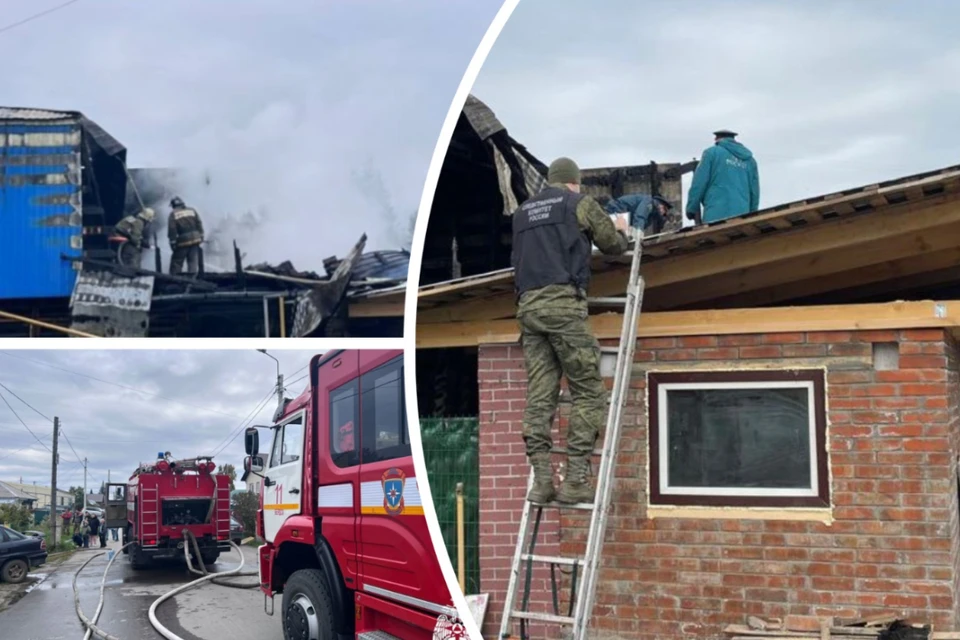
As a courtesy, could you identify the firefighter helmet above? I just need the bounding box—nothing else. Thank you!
[170,196,185,209]
[139,207,156,222]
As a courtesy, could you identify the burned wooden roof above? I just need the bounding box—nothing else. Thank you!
[415,162,960,325]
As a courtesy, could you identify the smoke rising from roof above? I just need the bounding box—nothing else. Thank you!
[0,0,502,272]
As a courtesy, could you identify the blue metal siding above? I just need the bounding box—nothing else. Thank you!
[0,121,83,299]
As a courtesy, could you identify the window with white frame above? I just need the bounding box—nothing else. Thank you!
[648,370,828,508]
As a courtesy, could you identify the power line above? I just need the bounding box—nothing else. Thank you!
[0,0,82,36]
[0,381,52,422]
[59,428,86,468]
[0,389,51,453]
[0,441,50,463]
[212,387,277,458]
[0,351,248,420]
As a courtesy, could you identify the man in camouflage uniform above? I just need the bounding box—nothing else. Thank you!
[512,157,630,505]
[114,207,156,267]
[167,196,205,275]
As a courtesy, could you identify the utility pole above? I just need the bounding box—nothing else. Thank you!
[257,349,284,416]
[83,458,88,513]
[50,418,60,544]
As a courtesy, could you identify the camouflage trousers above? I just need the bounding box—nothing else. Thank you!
[518,308,607,457]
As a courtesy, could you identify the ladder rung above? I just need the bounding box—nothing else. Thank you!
[511,611,575,625]
[587,297,627,306]
[549,447,602,456]
[521,553,583,567]
[533,501,594,511]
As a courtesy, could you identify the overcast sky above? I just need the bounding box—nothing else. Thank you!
[0,349,318,491]
[1,0,500,271]
[472,0,960,210]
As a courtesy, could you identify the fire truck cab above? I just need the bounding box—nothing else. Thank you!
[244,349,458,640]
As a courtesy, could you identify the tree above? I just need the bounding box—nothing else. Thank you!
[68,486,84,510]
[0,504,32,532]
[230,491,258,538]
[217,464,237,491]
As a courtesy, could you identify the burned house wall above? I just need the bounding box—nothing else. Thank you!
[477,329,960,639]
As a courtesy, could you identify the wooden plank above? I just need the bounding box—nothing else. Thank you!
[647,222,960,310]
[418,196,960,323]
[415,299,960,349]
[701,247,960,310]
[347,298,406,318]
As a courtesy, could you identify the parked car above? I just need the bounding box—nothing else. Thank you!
[84,507,103,518]
[0,525,47,584]
[229,517,244,545]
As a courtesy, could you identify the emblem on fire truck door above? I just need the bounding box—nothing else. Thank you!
[433,614,466,640]
[381,468,405,516]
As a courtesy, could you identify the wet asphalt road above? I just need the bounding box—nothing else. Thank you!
[0,539,284,640]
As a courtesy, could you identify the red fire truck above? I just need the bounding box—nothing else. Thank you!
[106,454,232,569]
[243,349,460,640]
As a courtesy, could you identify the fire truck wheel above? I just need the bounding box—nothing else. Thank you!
[200,552,218,566]
[1,559,29,584]
[282,569,338,640]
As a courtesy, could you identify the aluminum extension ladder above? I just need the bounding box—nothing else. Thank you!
[498,233,646,640]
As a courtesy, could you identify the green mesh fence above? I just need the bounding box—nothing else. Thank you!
[420,416,480,596]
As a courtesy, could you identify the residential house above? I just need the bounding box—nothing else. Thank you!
[3,482,73,511]
[241,453,269,497]
[415,95,960,638]
[0,481,34,507]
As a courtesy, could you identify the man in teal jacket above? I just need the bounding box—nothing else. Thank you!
[686,130,760,224]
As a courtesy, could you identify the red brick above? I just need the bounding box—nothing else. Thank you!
[828,370,872,384]
[900,329,945,341]
[639,337,676,349]
[899,355,948,369]
[876,369,947,383]
[697,347,739,360]
[782,344,828,357]
[659,348,699,361]
[856,330,899,342]
[901,383,947,396]
[761,332,805,344]
[903,439,948,452]
[807,331,853,343]
[739,345,784,359]
[678,336,717,348]
[717,334,761,346]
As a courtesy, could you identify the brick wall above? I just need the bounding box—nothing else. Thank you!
[477,329,960,639]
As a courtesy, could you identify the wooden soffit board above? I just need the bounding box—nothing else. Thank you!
[415,299,960,349]
[418,180,960,324]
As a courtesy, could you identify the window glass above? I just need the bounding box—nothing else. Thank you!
[269,425,284,469]
[666,387,811,490]
[280,416,304,465]
[4,527,25,540]
[361,358,409,462]
[330,379,359,468]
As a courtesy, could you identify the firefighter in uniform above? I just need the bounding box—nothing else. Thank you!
[511,157,630,505]
[167,196,204,275]
[114,208,156,267]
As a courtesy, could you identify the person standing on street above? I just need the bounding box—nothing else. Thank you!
[686,129,760,224]
[511,156,630,505]
[80,517,90,549]
[167,196,205,275]
[88,514,100,548]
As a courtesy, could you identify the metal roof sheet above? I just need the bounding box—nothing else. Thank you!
[0,107,76,121]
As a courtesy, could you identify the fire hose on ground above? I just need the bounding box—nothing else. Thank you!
[72,535,258,640]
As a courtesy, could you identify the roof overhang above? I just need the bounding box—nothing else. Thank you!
[417,299,960,349]
[414,163,960,326]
